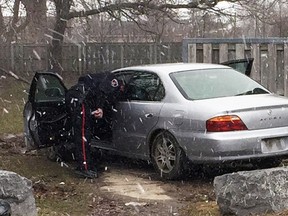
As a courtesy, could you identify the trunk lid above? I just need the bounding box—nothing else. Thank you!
[193,94,288,130]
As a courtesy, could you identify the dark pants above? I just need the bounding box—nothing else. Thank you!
[93,115,113,141]
[72,102,95,171]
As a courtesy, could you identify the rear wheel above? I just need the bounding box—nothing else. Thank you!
[151,132,185,180]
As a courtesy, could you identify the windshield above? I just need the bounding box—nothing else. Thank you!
[170,68,269,100]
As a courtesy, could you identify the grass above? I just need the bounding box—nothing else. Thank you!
[0,153,95,216]
[180,202,221,216]
[0,77,29,133]
[0,72,78,134]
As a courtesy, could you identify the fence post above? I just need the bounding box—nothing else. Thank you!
[268,44,277,93]
[154,43,157,64]
[203,44,212,63]
[251,44,261,83]
[284,44,288,96]
[167,43,171,62]
[120,44,124,67]
[219,44,228,62]
[149,44,153,64]
[236,44,245,59]
[188,44,197,63]
[10,44,15,71]
[78,44,82,75]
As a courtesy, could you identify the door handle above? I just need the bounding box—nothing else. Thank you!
[145,113,153,118]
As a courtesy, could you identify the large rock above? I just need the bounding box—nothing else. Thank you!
[213,167,288,216]
[0,170,37,216]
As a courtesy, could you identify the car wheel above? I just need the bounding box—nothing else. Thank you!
[151,132,185,180]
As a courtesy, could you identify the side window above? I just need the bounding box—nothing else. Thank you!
[119,71,165,101]
[34,74,66,102]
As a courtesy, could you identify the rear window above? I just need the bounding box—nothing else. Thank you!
[170,68,269,100]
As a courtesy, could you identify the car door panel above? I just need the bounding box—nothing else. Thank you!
[112,71,165,158]
[23,72,68,149]
[31,102,69,147]
[113,101,163,158]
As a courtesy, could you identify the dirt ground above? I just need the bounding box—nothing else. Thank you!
[0,133,220,216]
[3,134,288,216]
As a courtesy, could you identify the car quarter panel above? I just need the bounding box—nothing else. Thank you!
[159,96,288,163]
[155,94,288,164]
[173,126,288,163]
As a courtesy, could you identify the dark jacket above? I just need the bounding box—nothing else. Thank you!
[68,71,122,111]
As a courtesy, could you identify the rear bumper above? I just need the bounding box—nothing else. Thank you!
[174,126,288,163]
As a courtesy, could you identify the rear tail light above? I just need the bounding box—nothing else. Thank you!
[206,115,248,132]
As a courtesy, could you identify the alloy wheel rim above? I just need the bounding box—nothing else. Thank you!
[154,135,176,173]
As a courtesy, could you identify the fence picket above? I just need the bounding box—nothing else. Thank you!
[203,44,212,63]
[236,44,245,59]
[219,44,228,62]
[251,44,261,83]
[284,44,288,96]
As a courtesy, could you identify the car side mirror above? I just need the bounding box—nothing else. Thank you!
[45,87,63,97]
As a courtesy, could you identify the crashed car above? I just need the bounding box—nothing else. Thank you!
[23,58,288,180]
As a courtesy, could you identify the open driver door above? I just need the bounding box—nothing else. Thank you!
[23,72,70,151]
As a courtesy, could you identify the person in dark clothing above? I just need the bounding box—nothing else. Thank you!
[66,72,123,178]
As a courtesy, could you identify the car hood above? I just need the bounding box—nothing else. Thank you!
[190,94,288,130]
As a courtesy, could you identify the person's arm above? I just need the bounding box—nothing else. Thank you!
[90,88,107,119]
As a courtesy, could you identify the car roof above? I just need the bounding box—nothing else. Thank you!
[113,63,230,74]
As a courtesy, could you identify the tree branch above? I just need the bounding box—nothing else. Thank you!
[67,1,233,20]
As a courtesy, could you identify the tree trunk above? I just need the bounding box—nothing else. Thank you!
[0,6,5,42]
[21,0,47,43]
[49,0,72,73]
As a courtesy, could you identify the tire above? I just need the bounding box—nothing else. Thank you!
[151,132,185,180]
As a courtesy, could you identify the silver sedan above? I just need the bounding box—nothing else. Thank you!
[109,63,288,179]
[24,62,288,180]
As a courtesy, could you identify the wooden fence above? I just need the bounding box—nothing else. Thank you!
[0,42,182,76]
[182,38,288,96]
[2,39,288,96]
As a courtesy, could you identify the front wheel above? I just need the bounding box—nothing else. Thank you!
[151,132,185,180]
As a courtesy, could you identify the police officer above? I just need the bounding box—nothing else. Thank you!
[67,71,123,178]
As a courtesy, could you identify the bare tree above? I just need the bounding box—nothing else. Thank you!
[231,0,288,37]
[0,0,29,44]
[0,0,47,44]
[21,0,47,43]
[47,0,241,72]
